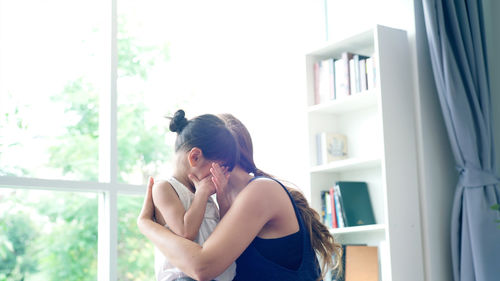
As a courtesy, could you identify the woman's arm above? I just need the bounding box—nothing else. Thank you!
[138,177,280,281]
[152,178,213,241]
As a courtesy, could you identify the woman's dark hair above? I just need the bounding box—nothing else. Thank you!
[218,113,342,280]
[168,110,238,171]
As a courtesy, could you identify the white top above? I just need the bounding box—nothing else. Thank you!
[154,177,237,281]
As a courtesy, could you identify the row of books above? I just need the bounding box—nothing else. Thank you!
[321,181,375,228]
[316,132,348,165]
[313,52,377,105]
[325,244,379,281]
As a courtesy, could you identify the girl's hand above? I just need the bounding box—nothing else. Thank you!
[137,177,156,231]
[211,163,230,195]
[188,173,216,196]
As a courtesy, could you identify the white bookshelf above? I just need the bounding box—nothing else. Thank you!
[305,25,423,281]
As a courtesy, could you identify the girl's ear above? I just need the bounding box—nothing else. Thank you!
[187,147,203,168]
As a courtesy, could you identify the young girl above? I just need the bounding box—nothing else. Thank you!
[152,109,237,281]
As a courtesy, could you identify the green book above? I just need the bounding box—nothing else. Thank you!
[335,181,375,227]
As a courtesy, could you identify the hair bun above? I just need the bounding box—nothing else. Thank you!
[169,109,189,133]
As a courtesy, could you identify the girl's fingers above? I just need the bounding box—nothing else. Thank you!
[188,174,199,185]
[139,177,155,221]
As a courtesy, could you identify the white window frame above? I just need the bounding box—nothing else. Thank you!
[0,1,144,280]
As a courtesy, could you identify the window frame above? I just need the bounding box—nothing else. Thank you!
[0,1,143,280]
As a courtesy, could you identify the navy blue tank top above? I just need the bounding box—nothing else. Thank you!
[235,177,321,281]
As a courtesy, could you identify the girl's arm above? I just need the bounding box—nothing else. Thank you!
[152,177,214,241]
[139,177,279,281]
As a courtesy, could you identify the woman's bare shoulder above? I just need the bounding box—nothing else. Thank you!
[233,177,288,208]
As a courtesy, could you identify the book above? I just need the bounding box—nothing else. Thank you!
[313,62,320,104]
[316,133,323,165]
[329,187,338,228]
[334,52,354,99]
[315,58,335,104]
[359,58,367,92]
[320,190,328,225]
[325,190,332,227]
[332,243,368,281]
[365,56,377,90]
[333,185,346,228]
[344,245,379,281]
[329,58,336,100]
[334,181,376,227]
[321,190,333,227]
[349,58,356,95]
[317,132,348,164]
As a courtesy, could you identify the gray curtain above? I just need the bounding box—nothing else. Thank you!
[422,0,500,280]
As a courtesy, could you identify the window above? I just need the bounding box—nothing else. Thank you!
[0,0,160,279]
[0,188,98,280]
[0,0,105,181]
[1,0,319,280]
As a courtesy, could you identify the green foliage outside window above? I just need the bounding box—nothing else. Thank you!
[0,16,171,281]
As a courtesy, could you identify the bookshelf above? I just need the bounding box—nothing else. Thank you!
[305,25,422,281]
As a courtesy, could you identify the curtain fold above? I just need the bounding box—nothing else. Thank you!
[421,0,500,280]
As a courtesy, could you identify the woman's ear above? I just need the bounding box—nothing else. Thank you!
[187,147,203,168]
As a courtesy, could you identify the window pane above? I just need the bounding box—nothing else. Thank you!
[117,0,175,185]
[0,0,107,180]
[0,188,98,280]
[118,194,154,280]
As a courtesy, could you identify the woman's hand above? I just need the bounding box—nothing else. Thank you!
[210,163,232,217]
[137,176,156,233]
[210,163,230,196]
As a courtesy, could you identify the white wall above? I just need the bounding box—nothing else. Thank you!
[148,0,326,190]
[325,0,415,40]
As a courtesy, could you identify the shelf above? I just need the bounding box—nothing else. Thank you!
[329,224,386,235]
[305,25,422,281]
[306,29,374,59]
[307,90,378,115]
[310,157,381,174]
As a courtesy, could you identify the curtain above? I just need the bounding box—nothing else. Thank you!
[421,0,500,280]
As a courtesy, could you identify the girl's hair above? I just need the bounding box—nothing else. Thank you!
[218,113,343,280]
[168,110,238,171]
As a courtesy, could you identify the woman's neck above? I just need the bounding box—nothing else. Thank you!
[226,166,253,200]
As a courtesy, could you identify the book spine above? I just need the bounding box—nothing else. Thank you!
[318,59,333,104]
[366,57,375,90]
[341,52,353,97]
[329,58,336,100]
[333,184,345,227]
[313,61,320,104]
[349,58,356,95]
[359,58,367,92]
[321,191,327,225]
[321,132,328,165]
[353,54,361,93]
[316,133,323,165]
[325,190,332,228]
[330,187,338,228]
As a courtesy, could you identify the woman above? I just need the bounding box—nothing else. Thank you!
[138,113,342,281]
